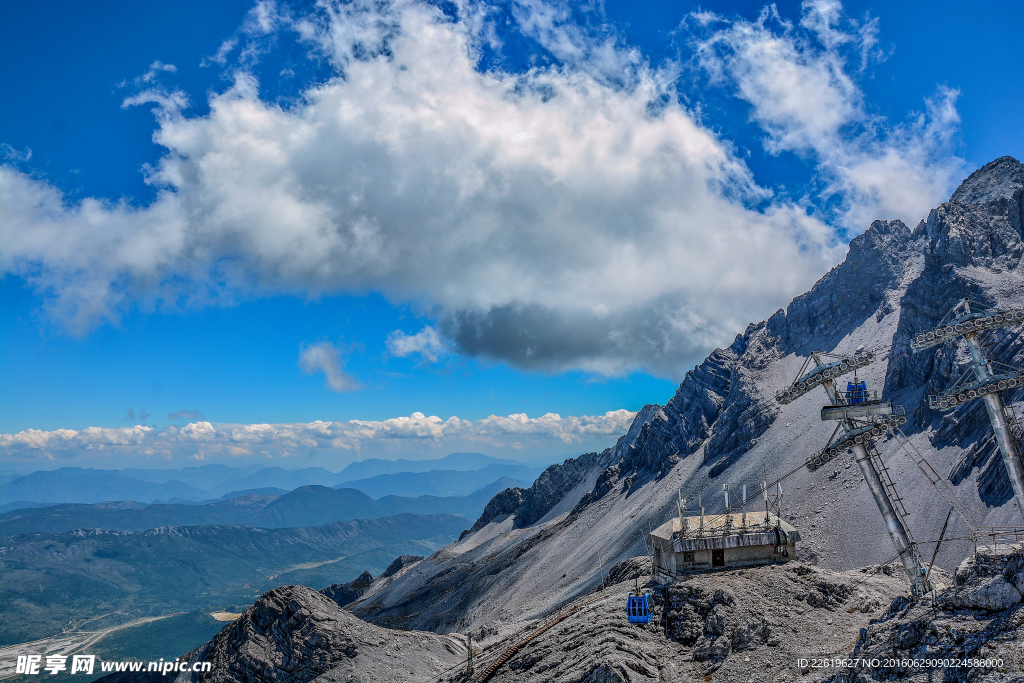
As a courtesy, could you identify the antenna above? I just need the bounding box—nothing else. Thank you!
[912,297,1024,521]
[698,492,705,534]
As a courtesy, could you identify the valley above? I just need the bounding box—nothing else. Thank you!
[0,514,467,645]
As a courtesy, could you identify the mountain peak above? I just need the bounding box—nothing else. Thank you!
[949,155,1022,208]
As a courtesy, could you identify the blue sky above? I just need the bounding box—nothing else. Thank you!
[1,0,1021,469]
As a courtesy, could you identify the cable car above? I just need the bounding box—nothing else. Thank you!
[846,380,868,404]
[626,591,652,624]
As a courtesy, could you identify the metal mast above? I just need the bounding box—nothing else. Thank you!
[911,298,1024,520]
[776,351,933,596]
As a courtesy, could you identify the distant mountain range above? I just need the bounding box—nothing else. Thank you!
[0,469,211,506]
[0,478,524,536]
[334,452,528,479]
[0,453,543,507]
[334,463,543,498]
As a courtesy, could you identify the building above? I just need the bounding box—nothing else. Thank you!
[647,510,800,582]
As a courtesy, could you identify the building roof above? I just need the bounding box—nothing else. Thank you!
[647,510,801,552]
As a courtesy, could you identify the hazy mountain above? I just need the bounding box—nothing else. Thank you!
[0,496,271,536]
[0,478,525,536]
[215,487,289,500]
[335,463,542,498]
[249,486,377,528]
[116,463,266,489]
[374,477,525,516]
[0,455,540,510]
[0,469,210,505]
[335,452,523,480]
[0,500,50,514]
[202,466,345,497]
[0,513,466,646]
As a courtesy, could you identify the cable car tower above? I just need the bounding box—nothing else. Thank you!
[911,298,1024,520]
[776,350,933,596]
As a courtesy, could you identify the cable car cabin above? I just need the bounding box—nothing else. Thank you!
[845,381,868,404]
[626,592,652,624]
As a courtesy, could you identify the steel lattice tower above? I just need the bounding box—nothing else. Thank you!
[776,351,933,596]
[911,298,1024,521]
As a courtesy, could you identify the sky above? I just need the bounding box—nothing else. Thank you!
[1,0,1022,471]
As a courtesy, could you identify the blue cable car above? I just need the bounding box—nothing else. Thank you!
[846,380,868,404]
[626,591,652,624]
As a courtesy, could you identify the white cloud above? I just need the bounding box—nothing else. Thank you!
[0,0,965,377]
[0,409,637,462]
[692,0,967,232]
[386,326,448,362]
[299,341,361,391]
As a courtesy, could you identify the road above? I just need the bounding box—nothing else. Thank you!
[0,613,183,680]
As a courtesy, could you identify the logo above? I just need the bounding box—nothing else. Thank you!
[16,655,94,675]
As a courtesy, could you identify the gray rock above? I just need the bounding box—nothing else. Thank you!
[600,555,649,588]
[381,554,423,578]
[319,570,374,607]
[576,664,625,683]
[939,574,1022,612]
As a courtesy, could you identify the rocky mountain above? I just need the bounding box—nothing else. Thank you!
[96,585,467,683]
[346,157,1024,636]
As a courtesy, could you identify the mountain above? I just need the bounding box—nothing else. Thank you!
[348,157,1024,636]
[249,487,379,528]
[374,477,526,516]
[0,513,467,646]
[116,463,267,489]
[202,467,345,497]
[0,469,210,505]
[0,478,525,536]
[96,585,467,683]
[0,455,539,509]
[335,452,523,480]
[334,463,542,498]
[215,487,288,500]
[0,496,273,536]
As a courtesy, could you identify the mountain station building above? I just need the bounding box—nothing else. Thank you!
[647,510,800,581]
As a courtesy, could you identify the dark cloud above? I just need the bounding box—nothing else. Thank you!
[441,296,727,377]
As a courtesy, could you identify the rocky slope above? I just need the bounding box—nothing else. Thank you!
[457,559,915,683]
[97,585,466,683]
[852,543,1024,682]
[351,157,1024,636]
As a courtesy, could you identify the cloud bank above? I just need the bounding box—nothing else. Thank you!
[0,0,965,377]
[0,410,636,462]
